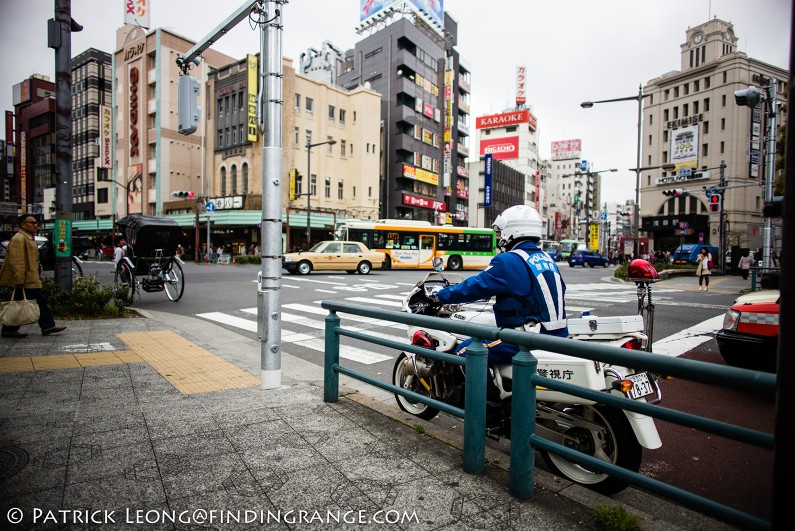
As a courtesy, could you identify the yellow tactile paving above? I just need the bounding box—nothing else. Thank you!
[115,350,144,363]
[0,357,35,372]
[116,330,260,394]
[1,332,257,396]
[0,350,144,373]
[75,352,126,367]
[32,355,81,370]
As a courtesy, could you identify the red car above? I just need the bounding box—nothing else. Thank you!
[716,290,779,372]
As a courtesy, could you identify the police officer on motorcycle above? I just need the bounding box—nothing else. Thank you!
[433,204,568,365]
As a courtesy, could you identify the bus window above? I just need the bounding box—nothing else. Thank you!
[400,233,418,249]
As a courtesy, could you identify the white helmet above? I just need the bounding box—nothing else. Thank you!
[492,205,542,249]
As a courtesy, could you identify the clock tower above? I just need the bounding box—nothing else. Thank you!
[681,19,737,71]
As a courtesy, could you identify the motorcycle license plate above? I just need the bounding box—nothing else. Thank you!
[627,373,655,399]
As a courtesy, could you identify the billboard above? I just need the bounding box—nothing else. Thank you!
[127,164,143,214]
[484,154,493,207]
[247,54,258,142]
[551,139,582,161]
[402,192,445,211]
[476,109,533,130]
[360,0,444,31]
[516,66,526,105]
[480,136,519,160]
[670,124,699,169]
[99,105,112,168]
[124,0,151,28]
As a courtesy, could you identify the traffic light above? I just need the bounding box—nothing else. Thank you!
[662,189,686,197]
[172,191,195,198]
[762,196,783,218]
[734,86,762,108]
[709,194,721,213]
[617,211,631,217]
[177,75,201,135]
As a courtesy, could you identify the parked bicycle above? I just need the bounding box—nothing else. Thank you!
[113,215,185,303]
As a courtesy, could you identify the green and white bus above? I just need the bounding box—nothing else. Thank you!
[334,219,496,270]
[559,239,585,260]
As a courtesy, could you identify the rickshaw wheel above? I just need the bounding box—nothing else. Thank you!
[115,263,136,304]
[163,260,185,301]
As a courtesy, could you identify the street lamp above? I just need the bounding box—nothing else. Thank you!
[581,85,650,258]
[304,138,336,248]
[99,176,131,217]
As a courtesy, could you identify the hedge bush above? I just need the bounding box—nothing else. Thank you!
[233,254,261,265]
[0,274,134,319]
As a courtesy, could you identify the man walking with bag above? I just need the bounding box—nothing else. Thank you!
[0,214,66,339]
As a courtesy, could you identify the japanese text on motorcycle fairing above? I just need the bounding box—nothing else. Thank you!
[537,369,574,380]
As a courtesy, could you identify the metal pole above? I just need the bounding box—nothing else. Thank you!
[52,0,80,289]
[306,142,311,248]
[719,161,726,275]
[762,78,778,269]
[259,1,284,389]
[634,84,643,259]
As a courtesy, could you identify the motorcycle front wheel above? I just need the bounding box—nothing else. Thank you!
[392,353,439,421]
[539,405,641,496]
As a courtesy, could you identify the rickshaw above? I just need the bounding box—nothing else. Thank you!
[114,215,185,303]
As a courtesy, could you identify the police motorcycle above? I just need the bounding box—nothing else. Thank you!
[392,257,663,495]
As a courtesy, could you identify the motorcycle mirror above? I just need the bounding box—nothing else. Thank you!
[432,257,444,271]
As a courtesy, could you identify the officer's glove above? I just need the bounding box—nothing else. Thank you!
[426,284,444,302]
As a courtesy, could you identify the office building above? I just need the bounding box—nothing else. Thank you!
[338,2,472,224]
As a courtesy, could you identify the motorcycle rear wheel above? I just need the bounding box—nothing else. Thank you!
[539,405,641,496]
[392,353,439,421]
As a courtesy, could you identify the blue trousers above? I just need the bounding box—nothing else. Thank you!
[1,287,56,334]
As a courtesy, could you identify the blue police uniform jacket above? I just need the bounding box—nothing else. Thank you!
[437,241,568,336]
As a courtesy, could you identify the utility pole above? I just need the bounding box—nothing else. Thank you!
[49,0,82,289]
[718,160,726,275]
[762,79,778,269]
[175,0,285,389]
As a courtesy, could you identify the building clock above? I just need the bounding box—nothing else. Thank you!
[724,30,733,40]
[693,33,703,44]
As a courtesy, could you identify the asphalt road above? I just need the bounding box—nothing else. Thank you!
[74,259,774,519]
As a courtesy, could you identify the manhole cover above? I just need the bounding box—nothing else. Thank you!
[0,447,29,480]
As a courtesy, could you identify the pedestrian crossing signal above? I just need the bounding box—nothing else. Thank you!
[709,194,721,213]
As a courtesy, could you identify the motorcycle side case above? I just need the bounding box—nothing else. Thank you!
[567,314,644,336]
[497,350,604,404]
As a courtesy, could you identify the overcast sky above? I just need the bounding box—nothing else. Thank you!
[0,0,790,204]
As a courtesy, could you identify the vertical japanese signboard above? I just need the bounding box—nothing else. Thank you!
[247,54,258,142]
[749,104,762,178]
[484,154,493,207]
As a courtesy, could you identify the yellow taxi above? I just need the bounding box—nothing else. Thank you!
[282,241,386,275]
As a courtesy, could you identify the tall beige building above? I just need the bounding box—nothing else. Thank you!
[109,24,381,255]
[109,25,235,219]
[204,56,382,251]
[641,18,787,255]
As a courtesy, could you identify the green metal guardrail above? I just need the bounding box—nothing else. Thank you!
[321,299,777,531]
[750,266,780,292]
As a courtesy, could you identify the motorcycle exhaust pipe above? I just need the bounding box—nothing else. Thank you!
[402,356,434,379]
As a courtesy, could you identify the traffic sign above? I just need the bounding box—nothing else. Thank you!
[600,211,607,221]
[205,202,216,212]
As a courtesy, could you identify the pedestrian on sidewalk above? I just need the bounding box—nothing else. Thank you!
[696,246,712,291]
[738,250,753,280]
[0,214,67,339]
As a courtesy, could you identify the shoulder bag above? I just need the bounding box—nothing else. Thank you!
[0,240,40,326]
